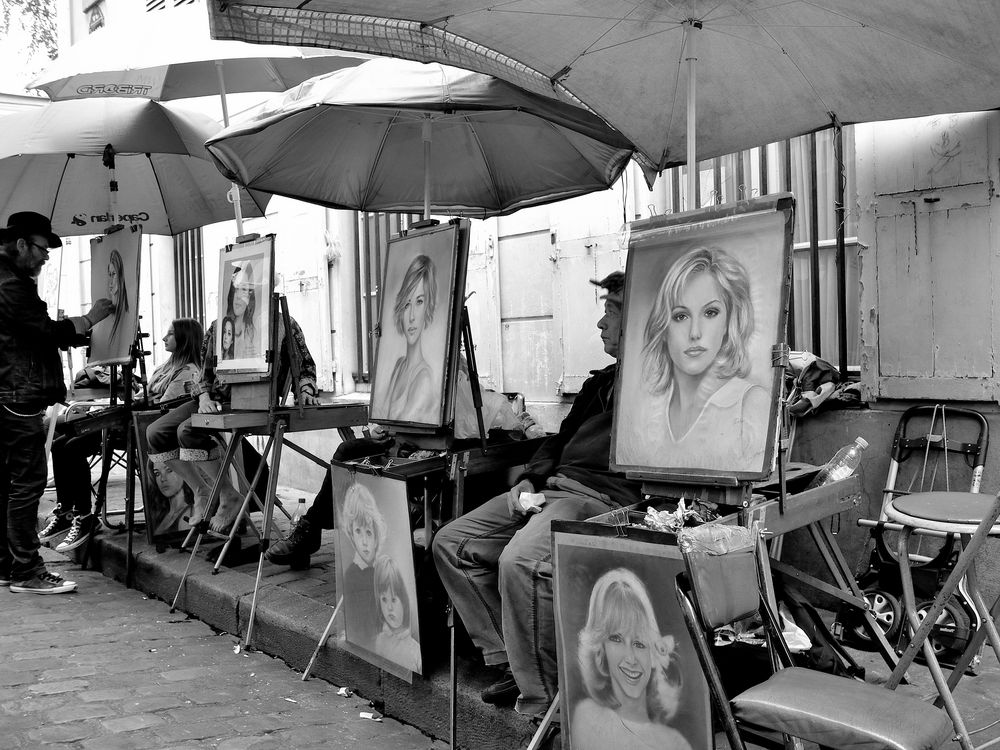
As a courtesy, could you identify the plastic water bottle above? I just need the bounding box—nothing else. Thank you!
[517,412,546,439]
[806,437,869,489]
[291,498,306,525]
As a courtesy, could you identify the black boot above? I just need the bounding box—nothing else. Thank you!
[264,517,322,566]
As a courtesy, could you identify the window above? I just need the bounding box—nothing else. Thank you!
[353,212,420,384]
[647,126,858,373]
[173,229,205,325]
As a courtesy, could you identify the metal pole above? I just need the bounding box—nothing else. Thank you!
[215,60,245,237]
[423,116,433,221]
[832,118,849,379]
[808,131,821,356]
[684,21,700,205]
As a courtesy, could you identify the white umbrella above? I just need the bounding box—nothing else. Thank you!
[0,97,271,237]
[205,59,634,219]
[207,1,1000,186]
[30,3,368,233]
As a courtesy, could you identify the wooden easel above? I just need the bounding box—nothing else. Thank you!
[167,294,367,650]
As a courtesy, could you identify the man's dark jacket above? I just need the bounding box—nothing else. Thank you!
[517,363,642,507]
[0,255,83,406]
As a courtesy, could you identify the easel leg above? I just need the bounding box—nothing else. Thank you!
[244,420,287,650]
[211,434,275,573]
[170,434,243,612]
[525,693,560,750]
[124,426,137,588]
[302,596,344,681]
[81,427,115,569]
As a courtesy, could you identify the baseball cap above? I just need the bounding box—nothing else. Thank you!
[0,212,62,248]
[589,270,625,298]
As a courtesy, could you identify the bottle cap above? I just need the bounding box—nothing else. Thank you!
[856,437,869,449]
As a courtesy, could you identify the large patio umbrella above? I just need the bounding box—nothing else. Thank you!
[29,3,368,233]
[204,58,634,219]
[206,2,1000,174]
[0,97,271,237]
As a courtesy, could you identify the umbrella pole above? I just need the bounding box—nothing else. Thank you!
[684,20,701,206]
[216,60,246,237]
[423,116,432,221]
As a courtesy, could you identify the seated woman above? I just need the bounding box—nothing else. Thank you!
[41,318,204,553]
[145,311,320,534]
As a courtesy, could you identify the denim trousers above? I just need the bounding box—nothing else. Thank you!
[51,430,102,516]
[146,401,220,461]
[432,479,614,714]
[0,405,48,581]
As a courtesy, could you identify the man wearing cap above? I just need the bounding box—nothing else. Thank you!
[432,271,642,717]
[0,212,114,594]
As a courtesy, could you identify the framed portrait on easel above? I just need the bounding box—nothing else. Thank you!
[553,523,710,750]
[611,194,794,481]
[369,219,470,430]
[215,235,275,377]
[88,226,142,365]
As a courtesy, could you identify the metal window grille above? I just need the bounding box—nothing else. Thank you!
[173,229,205,325]
[353,212,420,383]
[654,125,857,376]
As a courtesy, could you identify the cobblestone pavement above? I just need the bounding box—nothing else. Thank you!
[0,548,447,750]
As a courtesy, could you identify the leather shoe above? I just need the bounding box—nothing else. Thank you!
[481,666,519,705]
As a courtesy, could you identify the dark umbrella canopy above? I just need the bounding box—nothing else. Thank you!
[208,1,1000,169]
[205,58,634,218]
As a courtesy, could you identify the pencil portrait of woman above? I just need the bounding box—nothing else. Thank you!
[106,248,130,344]
[383,254,439,423]
[220,316,236,361]
[226,261,259,359]
[571,568,692,750]
[622,245,769,472]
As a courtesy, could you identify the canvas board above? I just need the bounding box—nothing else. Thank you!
[133,409,194,546]
[215,235,275,376]
[331,463,422,682]
[553,527,710,750]
[88,227,142,365]
[611,196,794,480]
[369,220,470,429]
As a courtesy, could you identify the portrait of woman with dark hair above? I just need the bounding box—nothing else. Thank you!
[220,316,236,361]
[572,568,692,750]
[147,460,195,537]
[383,254,438,423]
[106,248,130,344]
[621,245,768,472]
[226,261,259,359]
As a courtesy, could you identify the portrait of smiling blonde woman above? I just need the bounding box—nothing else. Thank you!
[572,568,692,750]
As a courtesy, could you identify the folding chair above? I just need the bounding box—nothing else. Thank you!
[674,524,954,750]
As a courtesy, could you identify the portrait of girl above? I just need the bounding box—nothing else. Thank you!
[88,232,141,364]
[226,261,259,359]
[106,248,130,343]
[147,460,194,537]
[373,554,422,674]
[340,481,387,651]
[614,206,789,477]
[572,568,692,750]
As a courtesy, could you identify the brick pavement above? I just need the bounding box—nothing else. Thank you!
[0,547,448,750]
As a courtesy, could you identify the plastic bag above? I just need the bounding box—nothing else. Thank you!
[452,358,518,439]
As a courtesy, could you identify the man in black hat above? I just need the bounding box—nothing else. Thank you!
[0,212,114,594]
[432,270,643,717]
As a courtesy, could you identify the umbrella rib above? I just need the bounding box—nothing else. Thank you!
[464,115,503,212]
[359,111,399,212]
[145,152,173,235]
[50,154,73,220]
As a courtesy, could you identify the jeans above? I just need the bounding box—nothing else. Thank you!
[0,404,48,581]
[432,477,615,713]
[51,430,102,516]
[146,401,220,461]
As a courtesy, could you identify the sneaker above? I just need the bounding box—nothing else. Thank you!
[39,512,72,543]
[481,666,520,705]
[9,570,77,594]
[55,514,95,553]
[264,517,321,565]
[0,574,9,586]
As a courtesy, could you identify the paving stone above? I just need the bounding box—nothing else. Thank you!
[102,713,167,733]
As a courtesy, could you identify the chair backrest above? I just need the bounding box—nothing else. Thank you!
[677,524,761,630]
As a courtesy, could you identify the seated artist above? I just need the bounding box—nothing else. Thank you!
[432,271,642,717]
[145,312,320,534]
[40,319,204,552]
